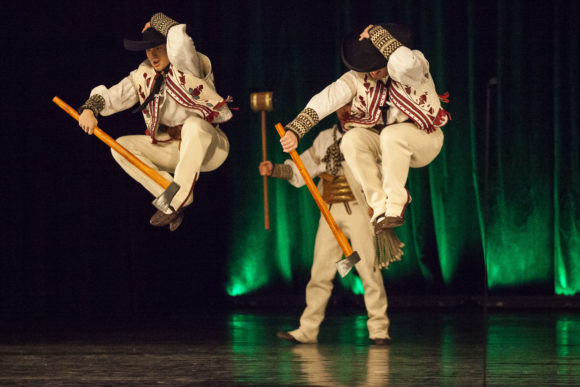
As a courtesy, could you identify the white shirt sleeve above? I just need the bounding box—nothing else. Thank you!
[305,72,357,121]
[284,129,334,188]
[387,47,430,87]
[166,24,202,78]
[90,74,139,116]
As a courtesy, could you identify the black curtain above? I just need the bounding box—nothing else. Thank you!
[1,0,578,321]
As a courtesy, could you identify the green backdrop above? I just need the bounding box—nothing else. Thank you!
[221,0,579,297]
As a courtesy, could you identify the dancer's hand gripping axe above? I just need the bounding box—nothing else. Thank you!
[52,96,179,212]
[274,123,360,277]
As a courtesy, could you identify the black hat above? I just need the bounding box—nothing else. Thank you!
[123,28,166,51]
[341,23,412,72]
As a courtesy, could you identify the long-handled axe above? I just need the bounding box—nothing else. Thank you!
[52,96,179,212]
[274,123,360,277]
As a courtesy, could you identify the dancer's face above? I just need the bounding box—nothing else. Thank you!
[146,44,170,71]
[369,66,388,79]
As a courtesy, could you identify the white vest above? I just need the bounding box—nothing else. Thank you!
[131,54,232,141]
[345,71,449,133]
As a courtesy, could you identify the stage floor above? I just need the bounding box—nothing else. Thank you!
[1,308,579,385]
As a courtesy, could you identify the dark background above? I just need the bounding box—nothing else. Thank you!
[2,0,579,323]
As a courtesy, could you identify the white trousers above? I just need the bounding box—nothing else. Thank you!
[340,122,444,221]
[290,201,389,343]
[111,116,229,210]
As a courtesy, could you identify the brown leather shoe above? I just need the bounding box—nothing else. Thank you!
[150,209,183,230]
[372,338,391,345]
[277,331,299,343]
[374,214,405,234]
[168,211,184,231]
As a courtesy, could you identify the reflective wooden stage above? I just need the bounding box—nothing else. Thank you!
[1,309,579,385]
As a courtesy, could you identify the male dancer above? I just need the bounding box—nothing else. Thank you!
[260,105,390,345]
[78,12,232,231]
[279,24,449,255]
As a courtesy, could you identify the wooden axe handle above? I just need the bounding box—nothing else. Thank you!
[262,111,270,230]
[274,123,354,257]
[52,96,170,189]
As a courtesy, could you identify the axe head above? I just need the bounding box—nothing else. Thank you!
[336,251,361,278]
[152,181,181,214]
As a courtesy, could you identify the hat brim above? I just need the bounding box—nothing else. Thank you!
[341,23,412,72]
[123,37,166,51]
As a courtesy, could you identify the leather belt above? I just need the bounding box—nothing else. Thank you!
[159,124,183,141]
[372,118,413,133]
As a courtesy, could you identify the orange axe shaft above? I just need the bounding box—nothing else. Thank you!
[274,123,359,276]
[52,96,170,190]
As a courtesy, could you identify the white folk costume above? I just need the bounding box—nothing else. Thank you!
[271,126,390,343]
[285,24,449,264]
[80,13,231,219]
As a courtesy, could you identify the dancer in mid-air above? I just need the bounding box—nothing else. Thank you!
[280,23,450,258]
[78,12,233,231]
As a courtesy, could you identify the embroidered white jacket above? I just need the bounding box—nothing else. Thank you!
[87,24,232,142]
[303,47,448,134]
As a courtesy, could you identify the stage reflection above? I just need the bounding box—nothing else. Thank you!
[0,310,578,385]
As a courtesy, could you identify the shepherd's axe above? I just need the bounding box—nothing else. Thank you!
[274,123,360,277]
[52,96,180,212]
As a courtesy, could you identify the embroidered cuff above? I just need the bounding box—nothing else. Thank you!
[369,25,402,60]
[151,12,179,36]
[271,164,293,180]
[285,108,319,139]
[78,94,105,117]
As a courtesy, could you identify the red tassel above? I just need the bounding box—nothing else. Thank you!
[438,91,450,103]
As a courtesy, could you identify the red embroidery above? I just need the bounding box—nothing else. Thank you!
[389,82,434,133]
[359,95,367,107]
[148,97,160,141]
[191,85,203,97]
[434,108,451,126]
[347,79,387,127]
[143,72,152,89]
[165,76,215,120]
[206,111,219,124]
[137,64,233,133]
[363,78,371,90]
